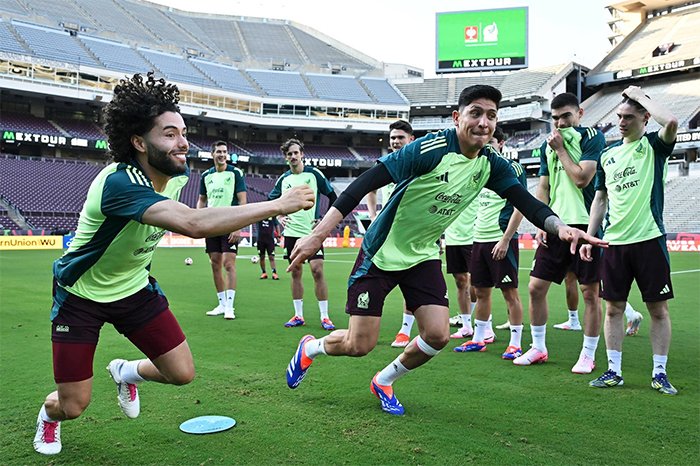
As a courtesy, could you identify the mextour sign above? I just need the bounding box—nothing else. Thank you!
[2,130,108,151]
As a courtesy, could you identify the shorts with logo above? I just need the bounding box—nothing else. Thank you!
[205,235,239,254]
[530,224,600,285]
[346,249,448,317]
[601,236,673,302]
[284,236,324,262]
[470,238,519,289]
[445,244,473,274]
[257,238,276,256]
[50,277,186,383]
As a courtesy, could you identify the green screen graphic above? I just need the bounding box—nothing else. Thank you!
[436,7,528,73]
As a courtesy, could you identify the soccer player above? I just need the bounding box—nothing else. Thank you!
[513,93,606,374]
[269,139,338,330]
[582,85,679,394]
[366,121,418,348]
[284,85,606,416]
[256,216,281,280]
[454,127,526,359]
[32,72,315,455]
[198,141,247,320]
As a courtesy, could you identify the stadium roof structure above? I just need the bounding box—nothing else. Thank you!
[395,63,577,107]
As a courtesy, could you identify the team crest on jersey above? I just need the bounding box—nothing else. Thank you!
[466,170,483,189]
[358,291,370,309]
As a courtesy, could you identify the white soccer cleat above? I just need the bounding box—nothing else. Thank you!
[33,411,61,455]
[448,314,462,327]
[224,307,236,320]
[626,311,643,336]
[106,359,140,419]
[495,321,511,330]
[571,353,596,374]
[206,305,225,316]
[553,321,582,331]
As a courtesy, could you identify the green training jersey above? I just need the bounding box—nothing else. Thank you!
[538,126,604,224]
[360,128,520,272]
[474,158,527,242]
[268,165,335,237]
[595,131,674,245]
[199,164,246,207]
[53,161,189,303]
[444,197,478,246]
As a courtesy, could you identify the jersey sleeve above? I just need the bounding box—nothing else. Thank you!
[312,168,335,197]
[199,171,208,196]
[647,131,676,158]
[378,129,456,184]
[581,127,605,162]
[101,170,169,223]
[233,167,247,194]
[537,140,549,176]
[484,152,520,196]
[512,160,528,188]
[268,175,284,200]
[594,157,606,191]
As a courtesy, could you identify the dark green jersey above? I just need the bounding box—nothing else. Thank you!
[53,161,188,303]
[199,164,246,207]
[268,166,335,237]
[595,131,674,245]
[363,128,520,271]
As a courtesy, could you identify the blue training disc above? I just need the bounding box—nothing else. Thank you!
[179,415,236,434]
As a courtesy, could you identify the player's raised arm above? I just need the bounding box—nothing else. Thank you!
[143,185,314,238]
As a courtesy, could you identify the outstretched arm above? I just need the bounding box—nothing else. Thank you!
[142,185,315,239]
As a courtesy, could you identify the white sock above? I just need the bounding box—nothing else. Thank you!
[39,405,57,423]
[376,356,410,386]
[582,335,599,359]
[318,300,329,320]
[120,359,146,384]
[473,319,488,343]
[225,289,235,309]
[568,310,579,324]
[293,299,304,318]
[304,337,327,359]
[509,324,523,348]
[531,324,547,352]
[624,302,637,321]
[652,354,668,377]
[485,317,494,334]
[217,291,225,307]
[399,313,415,336]
[606,350,622,375]
[470,302,476,312]
[459,313,472,330]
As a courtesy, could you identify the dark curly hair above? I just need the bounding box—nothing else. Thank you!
[102,72,181,163]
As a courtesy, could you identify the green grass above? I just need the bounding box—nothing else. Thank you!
[1,247,699,465]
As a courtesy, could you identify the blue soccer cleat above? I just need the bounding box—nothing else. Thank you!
[286,335,315,389]
[321,318,335,331]
[370,373,404,416]
[284,316,305,327]
[453,340,487,352]
[651,373,678,395]
[589,369,624,388]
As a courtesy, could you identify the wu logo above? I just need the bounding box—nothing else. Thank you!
[358,291,370,309]
[435,172,449,183]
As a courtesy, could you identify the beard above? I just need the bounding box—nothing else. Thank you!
[146,141,186,177]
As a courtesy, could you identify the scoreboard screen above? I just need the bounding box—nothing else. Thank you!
[436,7,528,73]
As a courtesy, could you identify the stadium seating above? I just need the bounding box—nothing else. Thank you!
[191,60,260,96]
[306,74,373,103]
[0,209,17,229]
[360,78,408,105]
[139,49,214,87]
[0,112,65,136]
[247,70,313,99]
[52,119,104,140]
[12,22,100,67]
[238,21,302,64]
[81,35,154,75]
[0,19,29,55]
[353,147,383,160]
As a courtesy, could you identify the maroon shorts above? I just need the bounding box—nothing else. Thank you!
[346,249,448,317]
[470,239,519,289]
[445,245,473,274]
[205,235,239,254]
[530,225,601,285]
[50,278,186,383]
[284,236,324,263]
[601,236,674,303]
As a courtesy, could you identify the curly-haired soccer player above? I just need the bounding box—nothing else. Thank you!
[32,72,315,455]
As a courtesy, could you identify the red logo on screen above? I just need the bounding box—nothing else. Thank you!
[464,26,478,42]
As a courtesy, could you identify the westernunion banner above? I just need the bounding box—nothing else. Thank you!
[0,236,64,250]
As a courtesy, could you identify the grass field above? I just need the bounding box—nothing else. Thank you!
[1,247,699,465]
